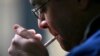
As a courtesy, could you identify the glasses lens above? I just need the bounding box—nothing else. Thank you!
[32,9,40,17]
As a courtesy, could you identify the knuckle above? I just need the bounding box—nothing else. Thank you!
[8,46,13,55]
[12,40,18,46]
[8,49,12,55]
[11,38,19,46]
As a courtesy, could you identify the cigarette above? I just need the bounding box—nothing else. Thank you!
[44,37,56,47]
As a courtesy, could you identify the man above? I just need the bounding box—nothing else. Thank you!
[8,0,100,56]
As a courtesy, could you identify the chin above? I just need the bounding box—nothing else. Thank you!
[60,44,74,52]
[58,40,74,52]
[56,35,80,52]
[56,35,71,51]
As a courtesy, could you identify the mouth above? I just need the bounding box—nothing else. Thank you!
[44,28,59,47]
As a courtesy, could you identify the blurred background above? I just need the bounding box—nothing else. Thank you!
[0,0,66,56]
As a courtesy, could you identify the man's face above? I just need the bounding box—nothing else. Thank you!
[31,0,88,51]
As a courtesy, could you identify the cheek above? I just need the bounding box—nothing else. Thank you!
[45,12,58,30]
[44,14,60,35]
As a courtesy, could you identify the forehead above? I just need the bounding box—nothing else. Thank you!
[30,0,48,7]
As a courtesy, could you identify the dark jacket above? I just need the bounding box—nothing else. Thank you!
[67,16,100,56]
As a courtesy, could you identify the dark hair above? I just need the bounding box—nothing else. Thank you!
[30,0,48,7]
[30,0,100,8]
[91,0,100,4]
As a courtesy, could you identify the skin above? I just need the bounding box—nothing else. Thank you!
[37,0,92,51]
[8,24,49,56]
[8,0,100,56]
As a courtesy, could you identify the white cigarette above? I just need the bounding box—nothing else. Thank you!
[44,37,56,47]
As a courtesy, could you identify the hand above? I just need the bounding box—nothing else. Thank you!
[8,24,48,56]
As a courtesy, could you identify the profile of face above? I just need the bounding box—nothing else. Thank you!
[30,0,91,51]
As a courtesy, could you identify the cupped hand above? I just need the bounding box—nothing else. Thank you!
[8,24,48,56]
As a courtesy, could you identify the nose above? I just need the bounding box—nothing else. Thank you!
[37,12,48,29]
[38,19,48,29]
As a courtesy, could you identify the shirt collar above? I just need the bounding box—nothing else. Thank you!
[84,15,100,41]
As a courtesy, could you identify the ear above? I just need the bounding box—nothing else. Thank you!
[78,0,90,10]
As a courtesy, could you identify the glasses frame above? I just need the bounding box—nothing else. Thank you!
[31,0,49,18]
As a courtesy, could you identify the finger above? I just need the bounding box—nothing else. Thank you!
[13,24,25,35]
[28,29,42,41]
[13,24,33,39]
[34,33,42,41]
[13,24,42,41]
[12,34,34,45]
[27,29,36,34]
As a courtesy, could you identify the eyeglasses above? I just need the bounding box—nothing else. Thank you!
[31,0,49,18]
